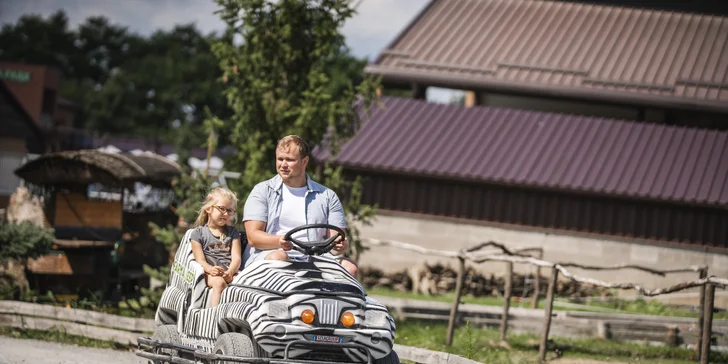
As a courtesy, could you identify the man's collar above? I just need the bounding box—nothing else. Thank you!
[270,174,324,193]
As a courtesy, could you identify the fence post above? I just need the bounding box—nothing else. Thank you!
[446,256,466,346]
[500,261,513,341]
[531,250,543,309]
[538,265,559,363]
[700,283,715,364]
[695,267,708,361]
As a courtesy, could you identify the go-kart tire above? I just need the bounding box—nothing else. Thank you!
[374,350,400,364]
[150,324,182,364]
[214,332,269,362]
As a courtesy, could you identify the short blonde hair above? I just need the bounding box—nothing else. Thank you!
[277,135,310,159]
[193,187,239,227]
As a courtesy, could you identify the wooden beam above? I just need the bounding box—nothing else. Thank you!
[464,91,478,107]
[446,257,465,346]
[500,261,513,341]
[538,267,559,363]
[696,267,708,360]
[700,284,715,364]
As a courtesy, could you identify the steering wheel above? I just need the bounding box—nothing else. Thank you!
[283,223,346,256]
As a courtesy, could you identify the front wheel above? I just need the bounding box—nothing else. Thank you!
[214,333,268,363]
[374,350,400,364]
[150,324,181,364]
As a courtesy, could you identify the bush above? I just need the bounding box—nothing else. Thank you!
[0,221,55,263]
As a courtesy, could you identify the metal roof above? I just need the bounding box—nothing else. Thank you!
[366,0,728,113]
[329,97,728,206]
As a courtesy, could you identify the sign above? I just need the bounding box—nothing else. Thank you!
[0,69,31,83]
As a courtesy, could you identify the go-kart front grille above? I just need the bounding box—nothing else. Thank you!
[319,299,339,325]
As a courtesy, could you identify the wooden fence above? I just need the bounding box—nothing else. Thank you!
[362,238,728,364]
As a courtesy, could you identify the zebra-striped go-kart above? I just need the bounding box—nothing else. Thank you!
[137,223,399,364]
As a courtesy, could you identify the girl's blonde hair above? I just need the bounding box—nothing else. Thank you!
[193,187,239,227]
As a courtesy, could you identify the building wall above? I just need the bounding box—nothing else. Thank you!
[481,92,644,121]
[0,62,60,125]
[478,92,726,129]
[352,171,727,251]
[355,211,728,306]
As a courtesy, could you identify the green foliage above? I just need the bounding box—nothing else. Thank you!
[0,10,230,147]
[0,221,54,263]
[83,25,231,147]
[395,319,728,364]
[462,321,479,359]
[0,8,376,151]
[211,0,380,260]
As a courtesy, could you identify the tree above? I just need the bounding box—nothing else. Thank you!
[0,220,55,299]
[82,24,231,148]
[0,221,54,264]
[0,11,229,147]
[0,11,77,74]
[211,0,380,261]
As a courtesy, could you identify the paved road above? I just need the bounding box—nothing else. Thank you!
[0,337,145,364]
[0,336,630,364]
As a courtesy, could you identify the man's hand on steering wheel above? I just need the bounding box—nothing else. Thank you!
[278,235,293,251]
[331,235,349,255]
[284,224,346,256]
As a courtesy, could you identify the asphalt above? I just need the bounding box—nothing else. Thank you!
[0,336,145,364]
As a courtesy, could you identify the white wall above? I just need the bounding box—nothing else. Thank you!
[356,212,728,307]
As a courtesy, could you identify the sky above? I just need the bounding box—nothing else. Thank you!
[0,0,456,101]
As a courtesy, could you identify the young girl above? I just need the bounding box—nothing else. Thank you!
[190,187,243,307]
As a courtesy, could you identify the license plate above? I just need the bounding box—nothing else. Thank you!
[313,335,342,343]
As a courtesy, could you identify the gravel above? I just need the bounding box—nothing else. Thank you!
[0,337,146,364]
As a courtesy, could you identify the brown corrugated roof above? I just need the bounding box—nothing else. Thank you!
[366,0,728,113]
[328,97,728,206]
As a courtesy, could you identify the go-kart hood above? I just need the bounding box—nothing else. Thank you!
[235,257,365,296]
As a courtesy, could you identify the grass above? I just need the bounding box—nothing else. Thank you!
[2,317,725,364]
[395,318,728,364]
[0,326,128,350]
[367,287,728,320]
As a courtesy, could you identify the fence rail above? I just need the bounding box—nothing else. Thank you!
[362,237,727,363]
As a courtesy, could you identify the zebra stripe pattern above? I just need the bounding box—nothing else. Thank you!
[153,229,397,361]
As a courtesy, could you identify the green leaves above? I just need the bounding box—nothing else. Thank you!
[210,0,380,263]
[0,11,231,146]
[0,221,55,264]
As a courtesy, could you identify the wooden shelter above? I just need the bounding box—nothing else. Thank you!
[13,149,182,300]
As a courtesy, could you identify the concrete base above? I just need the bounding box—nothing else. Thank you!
[355,212,728,307]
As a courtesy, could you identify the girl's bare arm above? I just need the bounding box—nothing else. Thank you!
[191,240,223,276]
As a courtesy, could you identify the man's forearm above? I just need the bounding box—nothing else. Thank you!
[247,230,283,250]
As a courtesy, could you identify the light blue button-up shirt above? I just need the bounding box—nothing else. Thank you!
[242,174,347,263]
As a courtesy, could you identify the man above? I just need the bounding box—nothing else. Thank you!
[242,135,358,276]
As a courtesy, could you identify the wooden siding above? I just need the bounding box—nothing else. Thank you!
[349,170,728,251]
[54,191,122,229]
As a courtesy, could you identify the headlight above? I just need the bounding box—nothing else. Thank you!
[364,310,388,328]
[268,301,290,319]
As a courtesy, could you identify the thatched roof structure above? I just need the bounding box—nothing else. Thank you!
[14,150,182,188]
